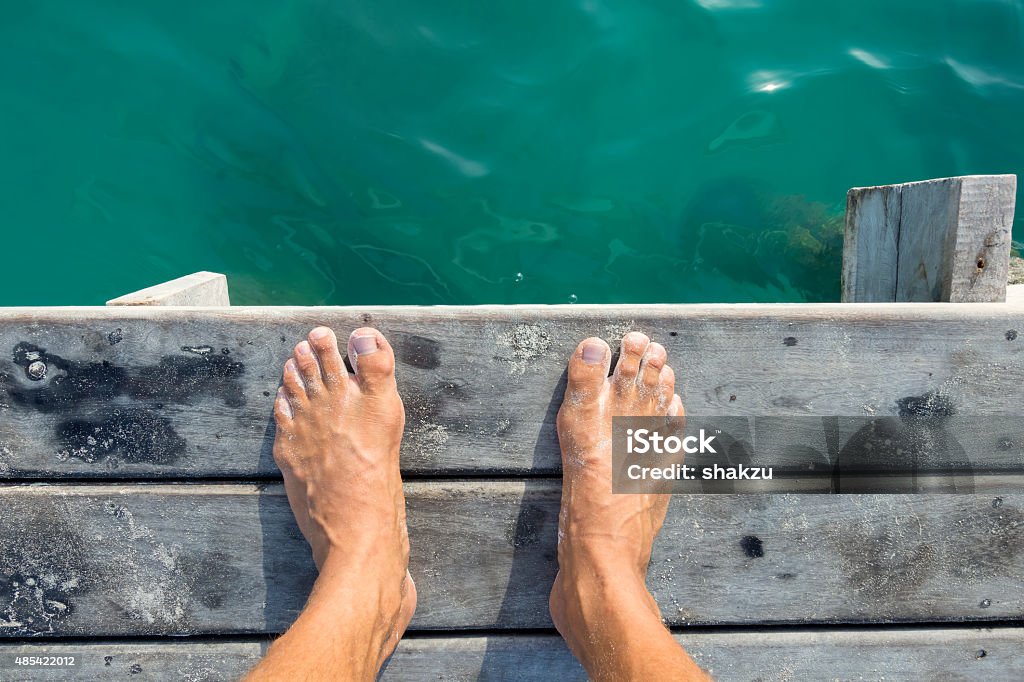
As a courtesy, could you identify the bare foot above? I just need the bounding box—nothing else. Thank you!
[273,326,416,666]
[551,331,681,625]
[551,332,708,681]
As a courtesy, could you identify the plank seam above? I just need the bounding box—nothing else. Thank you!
[893,183,904,301]
[3,620,1022,646]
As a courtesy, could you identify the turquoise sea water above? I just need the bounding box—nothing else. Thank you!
[2,1,1023,306]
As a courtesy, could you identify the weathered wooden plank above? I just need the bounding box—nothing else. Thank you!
[1,304,1023,477]
[942,175,1017,302]
[2,627,1021,681]
[843,175,1016,303]
[385,628,1024,681]
[895,177,962,302]
[106,272,230,307]
[0,640,268,681]
[843,183,901,302]
[0,483,1019,636]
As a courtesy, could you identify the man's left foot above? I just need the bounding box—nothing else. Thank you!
[273,326,416,663]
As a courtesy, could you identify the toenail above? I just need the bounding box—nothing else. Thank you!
[309,327,330,340]
[353,335,379,355]
[296,341,312,356]
[582,342,606,364]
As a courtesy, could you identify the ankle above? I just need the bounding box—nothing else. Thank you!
[550,564,660,645]
[314,554,408,619]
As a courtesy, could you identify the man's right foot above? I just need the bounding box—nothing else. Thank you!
[272,326,416,667]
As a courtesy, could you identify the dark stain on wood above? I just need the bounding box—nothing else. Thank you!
[430,378,472,403]
[3,342,246,411]
[944,505,1024,581]
[393,334,442,370]
[57,409,186,465]
[740,535,764,558]
[833,415,973,493]
[1,341,247,466]
[0,502,93,635]
[897,391,955,423]
[178,553,242,610]
[0,572,74,635]
[833,523,938,599]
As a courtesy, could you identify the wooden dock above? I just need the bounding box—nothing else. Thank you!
[0,176,1022,680]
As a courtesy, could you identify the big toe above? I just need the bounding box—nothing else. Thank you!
[566,337,611,403]
[348,327,397,392]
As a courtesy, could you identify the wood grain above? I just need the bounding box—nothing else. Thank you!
[843,175,1016,303]
[0,483,1019,636]
[944,175,1017,303]
[843,183,900,302]
[2,627,1021,681]
[894,177,961,302]
[106,272,230,307]
[1,304,1023,477]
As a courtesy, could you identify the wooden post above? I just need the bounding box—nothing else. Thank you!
[106,271,230,307]
[842,175,1016,302]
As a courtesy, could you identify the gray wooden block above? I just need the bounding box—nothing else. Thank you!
[843,183,901,302]
[0,483,1019,635]
[1,628,1020,681]
[106,272,230,307]
[843,175,1016,302]
[895,177,962,302]
[1,304,1023,477]
[946,175,1018,302]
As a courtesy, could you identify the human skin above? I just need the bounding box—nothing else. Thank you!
[550,332,712,681]
[244,326,414,681]
[246,328,709,681]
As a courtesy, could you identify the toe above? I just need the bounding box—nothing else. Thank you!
[658,364,676,404]
[613,332,650,389]
[565,337,610,402]
[348,328,397,392]
[282,358,307,408]
[638,342,667,389]
[669,393,685,417]
[293,341,324,394]
[308,326,347,387]
[273,386,294,424]
[666,393,686,440]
